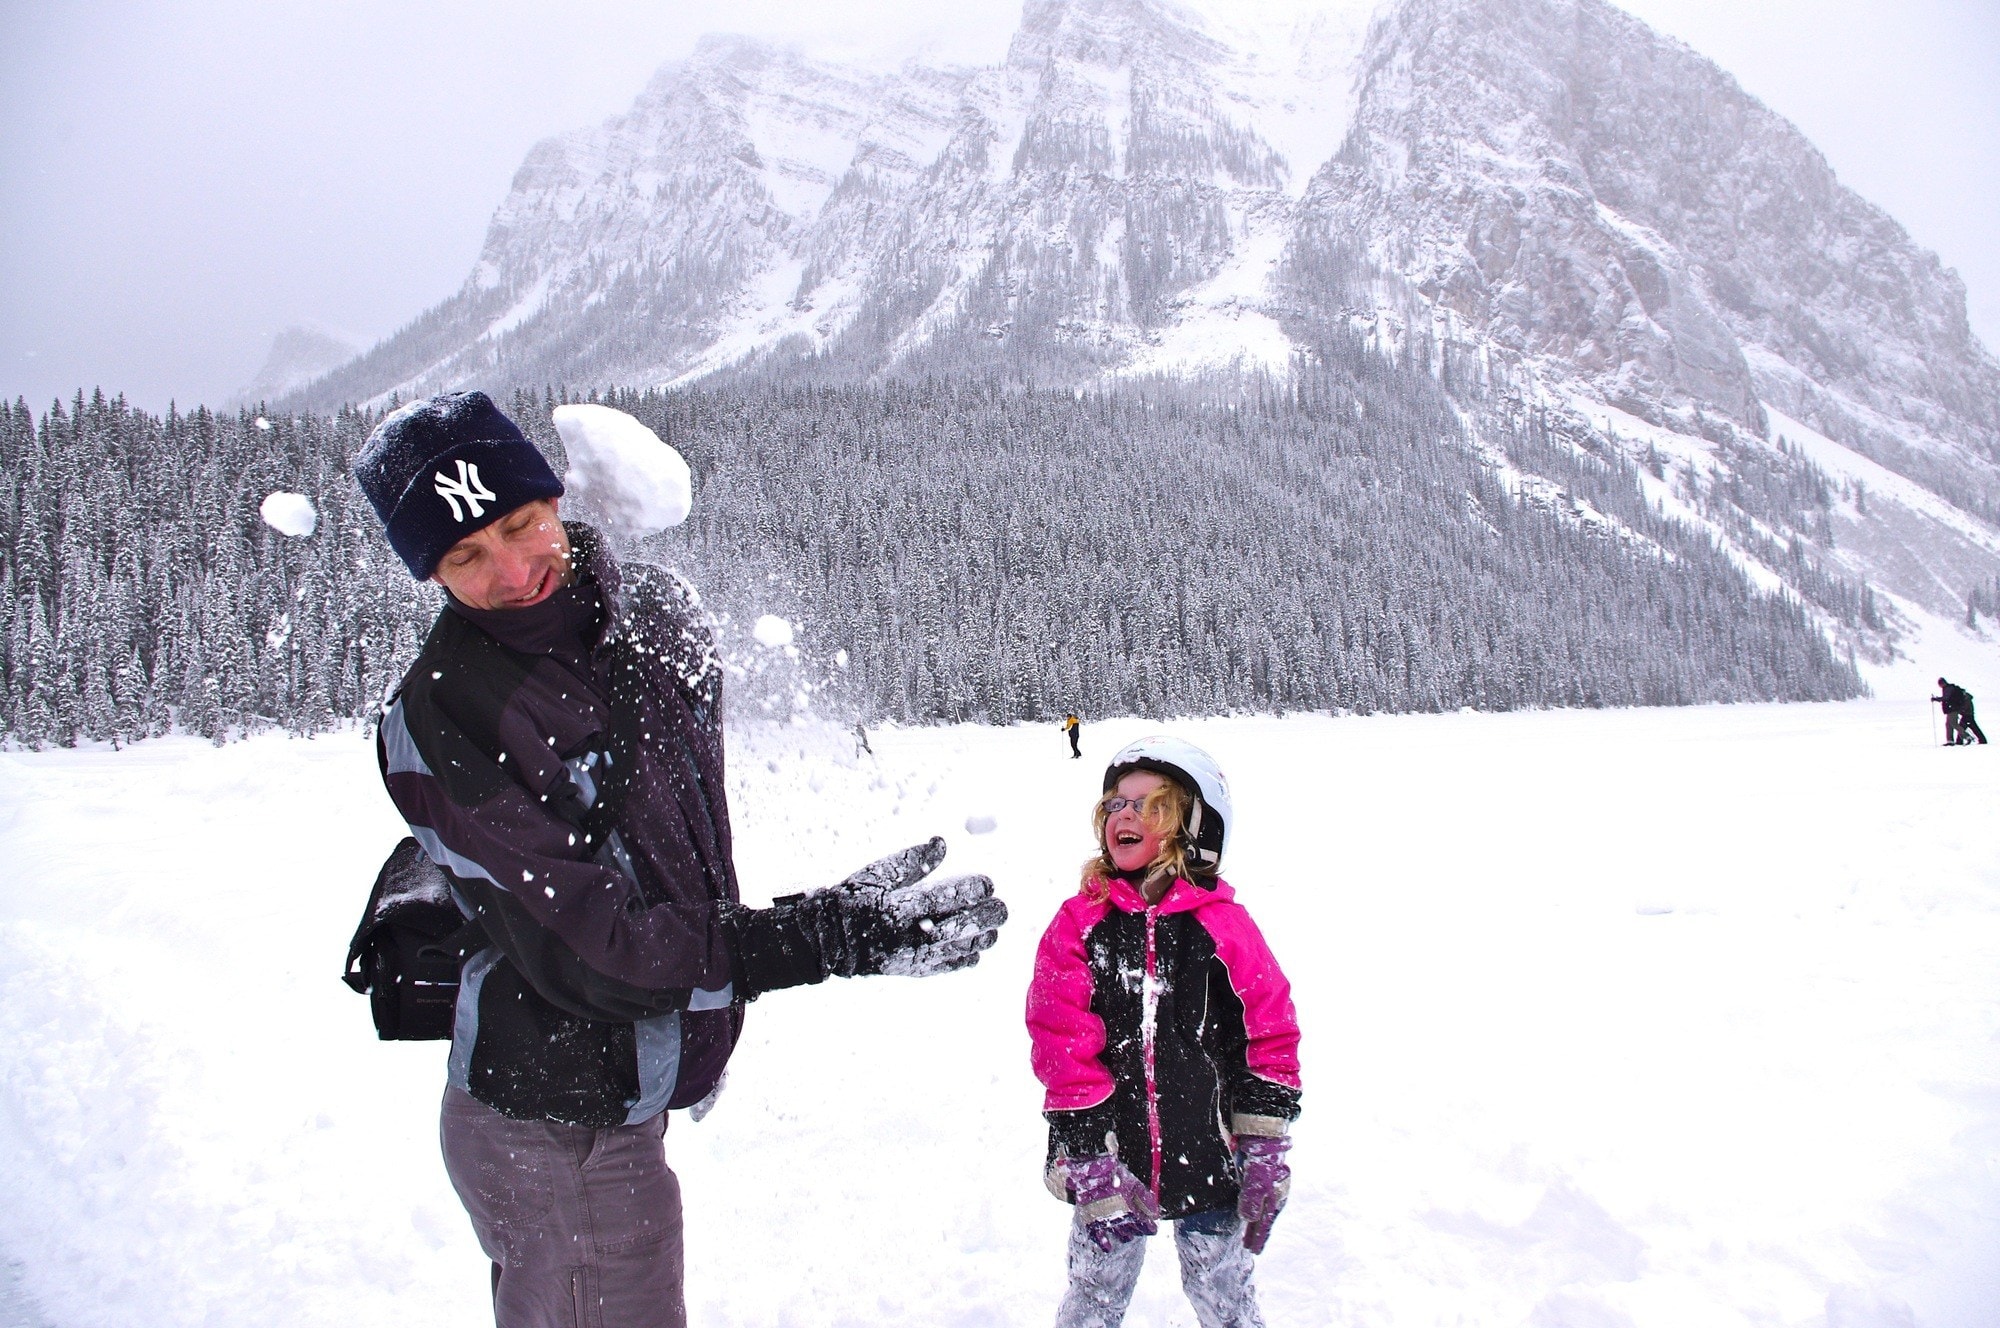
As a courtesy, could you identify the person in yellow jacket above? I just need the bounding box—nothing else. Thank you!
[1063,713,1082,760]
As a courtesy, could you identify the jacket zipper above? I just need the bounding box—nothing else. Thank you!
[1142,903,1163,1201]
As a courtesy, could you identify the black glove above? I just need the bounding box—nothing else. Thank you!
[729,837,1007,997]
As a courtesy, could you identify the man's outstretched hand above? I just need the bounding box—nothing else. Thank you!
[729,837,1007,996]
[804,837,1007,977]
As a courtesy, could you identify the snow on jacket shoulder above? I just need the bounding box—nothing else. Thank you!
[1025,874,1301,1220]
[378,524,742,1128]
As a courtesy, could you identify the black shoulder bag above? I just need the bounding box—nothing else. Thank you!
[342,838,489,1041]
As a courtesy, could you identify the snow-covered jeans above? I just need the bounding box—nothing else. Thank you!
[1054,1207,1266,1328]
[441,1086,685,1328]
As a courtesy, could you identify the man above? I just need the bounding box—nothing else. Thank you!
[1064,712,1082,759]
[1934,676,1987,745]
[353,391,1006,1328]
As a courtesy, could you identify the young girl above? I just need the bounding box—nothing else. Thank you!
[1026,736,1302,1328]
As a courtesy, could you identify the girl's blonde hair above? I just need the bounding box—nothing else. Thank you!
[1079,778,1214,899]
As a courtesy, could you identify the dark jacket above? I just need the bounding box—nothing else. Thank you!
[377,525,743,1127]
[1027,873,1302,1220]
[1939,681,1973,713]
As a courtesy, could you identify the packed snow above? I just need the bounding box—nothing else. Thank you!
[1,698,1995,1327]
[257,491,317,538]
[752,614,796,649]
[550,403,692,536]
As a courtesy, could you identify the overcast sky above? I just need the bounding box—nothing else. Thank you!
[3,0,1996,411]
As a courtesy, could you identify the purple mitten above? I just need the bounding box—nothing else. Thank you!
[1064,1154,1161,1252]
[1236,1133,1292,1253]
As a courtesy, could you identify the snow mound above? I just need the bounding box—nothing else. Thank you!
[752,615,795,649]
[550,404,691,536]
[258,492,317,538]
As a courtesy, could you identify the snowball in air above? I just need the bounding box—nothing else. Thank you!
[551,404,691,536]
[260,492,318,537]
[964,815,998,835]
[752,615,795,649]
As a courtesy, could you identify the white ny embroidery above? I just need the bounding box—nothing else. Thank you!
[434,460,498,522]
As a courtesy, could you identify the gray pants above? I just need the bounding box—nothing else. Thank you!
[1055,1208,1266,1328]
[440,1086,686,1328]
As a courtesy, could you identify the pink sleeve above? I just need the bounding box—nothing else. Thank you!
[1025,898,1116,1112]
[1206,902,1302,1089]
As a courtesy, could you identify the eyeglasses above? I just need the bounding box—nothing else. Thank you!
[1101,794,1152,815]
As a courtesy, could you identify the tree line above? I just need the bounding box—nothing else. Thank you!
[1,347,1864,749]
[1,391,432,747]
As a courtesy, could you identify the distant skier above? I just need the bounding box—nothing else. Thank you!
[1933,676,1987,745]
[1064,712,1082,759]
[1026,736,1301,1327]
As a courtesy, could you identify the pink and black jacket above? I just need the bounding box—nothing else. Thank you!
[1026,874,1302,1220]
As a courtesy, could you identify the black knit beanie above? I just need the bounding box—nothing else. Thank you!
[353,391,564,578]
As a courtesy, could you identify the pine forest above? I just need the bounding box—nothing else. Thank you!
[0,340,1866,749]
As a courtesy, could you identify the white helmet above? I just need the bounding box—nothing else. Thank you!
[1103,735,1232,869]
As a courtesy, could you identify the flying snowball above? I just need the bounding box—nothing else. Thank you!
[260,491,318,538]
[752,615,795,649]
[551,403,692,536]
[964,814,998,835]
[254,416,272,431]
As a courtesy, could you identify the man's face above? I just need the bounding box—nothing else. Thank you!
[431,498,573,611]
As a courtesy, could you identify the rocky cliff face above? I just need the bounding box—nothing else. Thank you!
[1293,0,1765,426]
[285,0,2000,656]
[1297,0,1999,501]
[1282,0,2000,641]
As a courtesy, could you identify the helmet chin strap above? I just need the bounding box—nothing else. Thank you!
[1185,799,1218,868]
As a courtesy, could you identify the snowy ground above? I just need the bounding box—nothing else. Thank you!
[1,698,1997,1328]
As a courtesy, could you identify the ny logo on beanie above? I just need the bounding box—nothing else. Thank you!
[353,390,565,578]
[434,460,499,522]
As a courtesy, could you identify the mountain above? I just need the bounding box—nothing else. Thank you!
[1282,0,2000,641]
[281,0,2000,663]
[231,325,358,408]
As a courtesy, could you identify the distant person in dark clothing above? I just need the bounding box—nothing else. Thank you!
[1934,677,1987,744]
[1064,713,1082,759]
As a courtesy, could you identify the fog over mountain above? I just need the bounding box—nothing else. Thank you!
[227,326,357,409]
